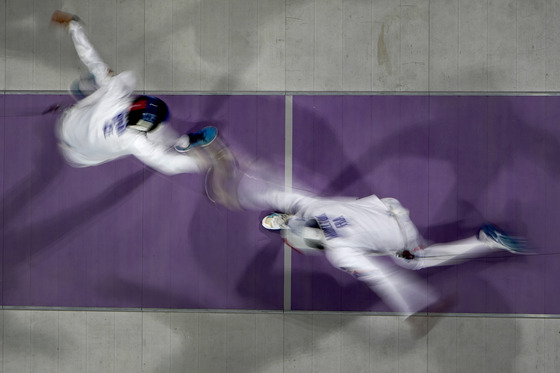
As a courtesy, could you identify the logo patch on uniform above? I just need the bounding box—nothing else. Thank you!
[333,216,348,228]
[103,112,127,138]
[316,214,339,240]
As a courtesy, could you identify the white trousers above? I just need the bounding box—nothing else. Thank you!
[324,235,500,316]
[398,236,498,270]
[325,246,438,316]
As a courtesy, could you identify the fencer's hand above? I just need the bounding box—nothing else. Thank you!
[51,10,79,28]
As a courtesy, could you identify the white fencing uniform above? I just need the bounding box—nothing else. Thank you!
[236,166,503,316]
[57,21,203,175]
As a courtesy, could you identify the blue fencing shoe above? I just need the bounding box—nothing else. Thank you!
[175,126,218,152]
[69,73,98,101]
[478,223,529,254]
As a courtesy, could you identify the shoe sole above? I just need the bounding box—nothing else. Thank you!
[262,216,282,230]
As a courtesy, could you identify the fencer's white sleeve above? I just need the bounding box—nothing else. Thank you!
[237,183,318,214]
[106,71,137,98]
[127,134,204,175]
[235,165,319,212]
[261,190,315,215]
[67,21,114,87]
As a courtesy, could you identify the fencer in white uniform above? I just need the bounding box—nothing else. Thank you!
[209,161,527,316]
[51,11,215,175]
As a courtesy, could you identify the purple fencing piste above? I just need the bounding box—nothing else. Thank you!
[1,94,285,310]
[291,95,560,314]
[1,94,559,314]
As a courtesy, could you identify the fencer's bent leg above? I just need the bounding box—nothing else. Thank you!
[325,247,438,317]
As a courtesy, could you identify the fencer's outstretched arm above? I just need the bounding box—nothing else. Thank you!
[67,22,114,87]
[261,189,315,215]
[129,135,207,175]
[236,168,318,213]
[51,10,115,87]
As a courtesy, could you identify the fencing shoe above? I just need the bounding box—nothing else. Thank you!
[262,213,291,230]
[175,126,218,152]
[478,223,528,254]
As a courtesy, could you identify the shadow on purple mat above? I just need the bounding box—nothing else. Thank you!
[3,170,150,262]
[294,96,560,243]
[290,95,558,313]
